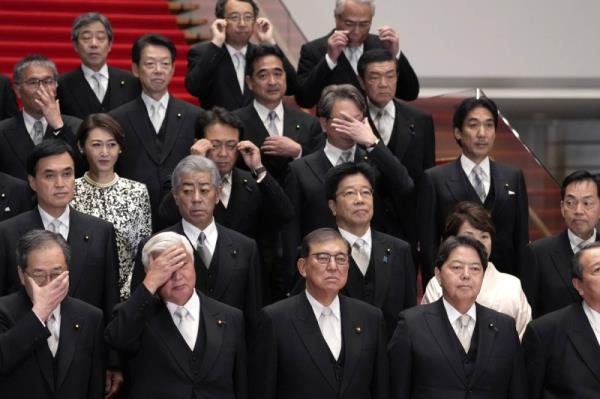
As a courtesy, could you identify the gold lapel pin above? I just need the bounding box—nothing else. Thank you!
[355,326,362,333]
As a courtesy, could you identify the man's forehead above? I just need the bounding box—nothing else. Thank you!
[366,61,397,74]
[80,21,107,33]
[23,65,54,78]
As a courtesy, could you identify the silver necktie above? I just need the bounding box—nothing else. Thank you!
[456,314,472,352]
[32,120,44,145]
[352,239,369,275]
[319,307,341,360]
[470,165,487,203]
[196,232,212,269]
[91,72,106,102]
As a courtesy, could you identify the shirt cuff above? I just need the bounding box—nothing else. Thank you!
[325,54,337,70]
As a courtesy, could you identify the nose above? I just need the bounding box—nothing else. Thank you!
[55,174,65,187]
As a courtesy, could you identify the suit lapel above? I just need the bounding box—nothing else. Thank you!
[384,100,413,161]
[371,232,391,308]
[305,151,332,184]
[291,294,338,391]
[444,159,470,203]
[246,106,270,145]
[567,304,600,384]
[489,160,509,214]
[551,231,579,300]
[470,305,499,385]
[211,225,236,300]
[197,297,225,379]
[5,115,33,170]
[282,107,302,142]
[159,98,184,164]
[55,298,81,391]
[73,68,101,110]
[126,98,160,164]
[66,209,89,295]
[339,296,364,396]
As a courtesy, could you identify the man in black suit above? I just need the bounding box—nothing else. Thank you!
[358,49,435,244]
[0,171,34,222]
[0,74,18,121]
[295,0,419,108]
[132,155,262,329]
[234,44,323,184]
[250,228,388,399]
[522,241,600,398]
[0,229,105,399]
[57,12,141,119]
[389,235,527,399]
[0,55,81,181]
[106,231,247,399]
[185,0,297,110]
[111,34,204,230]
[282,83,413,293]
[326,162,415,339]
[418,96,529,285]
[521,170,600,318]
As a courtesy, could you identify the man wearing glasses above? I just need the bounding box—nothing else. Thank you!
[0,54,81,181]
[185,0,298,111]
[296,0,420,108]
[522,170,600,318]
[250,227,388,399]
[0,229,106,398]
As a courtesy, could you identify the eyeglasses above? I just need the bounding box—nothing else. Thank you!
[563,197,598,211]
[342,20,371,30]
[336,188,373,200]
[24,269,64,284]
[311,252,349,266]
[225,13,256,23]
[23,78,57,88]
[210,140,238,151]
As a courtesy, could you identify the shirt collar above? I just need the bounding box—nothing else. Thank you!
[141,91,169,112]
[338,226,371,248]
[253,99,284,123]
[81,63,109,80]
[181,218,218,250]
[460,154,490,180]
[442,297,477,324]
[165,289,201,321]
[324,140,356,165]
[38,205,70,229]
[22,110,47,134]
[305,290,341,321]
[568,228,597,251]
[367,98,395,120]
[225,43,248,57]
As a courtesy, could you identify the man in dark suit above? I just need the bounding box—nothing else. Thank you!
[250,228,388,399]
[0,55,81,181]
[234,44,323,184]
[389,235,527,399]
[521,170,600,318]
[325,162,415,338]
[358,49,435,244]
[0,171,34,222]
[57,12,141,119]
[185,0,297,110]
[106,231,247,399]
[132,155,262,329]
[522,241,600,398]
[418,96,529,285]
[111,34,204,230]
[282,83,413,293]
[0,74,18,121]
[295,0,419,108]
[0,229,105,398]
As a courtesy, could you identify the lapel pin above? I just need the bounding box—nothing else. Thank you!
[355,326,362,334]
[489,323,498,332]
[409,124,415,135]
[84,235,90,241]
[217,319,226,326]
[4,206,10,212]
[232,249,237,256]
[120,80,125,86]
[177,113,182,118]
[243,178,248,184]
[295,124,300,129]
[74,323,80,330]
[1,193,5,198]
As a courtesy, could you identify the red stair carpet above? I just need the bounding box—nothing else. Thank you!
[0,0,196,104]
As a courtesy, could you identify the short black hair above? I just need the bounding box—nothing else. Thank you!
[560,170,599,200]
[357,49,397,80]
[434,235,488,272]
[132,34,176,65]
[325,162,375,200]
[17,229,71,271]
[299,228,349,258]
[195,107,244,140]
[452,97,499,132]
[245,44,285,77]
[317,84,367,119]
[27,139,76,177]
[215,0,259,18]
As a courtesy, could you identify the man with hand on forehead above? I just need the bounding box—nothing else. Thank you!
[295,0,419,108]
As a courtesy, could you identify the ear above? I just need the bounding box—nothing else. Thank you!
[319,117,328,134]
[453,127,462,144]
[27,175,37,193]
[297,257,307,277]
[77,142,85,155]
[131,62,139,78]
[245,75,253,92]
[560,200,566,219]
[572,277,584,297]
[328,199,337,217]
[17,266,25,286]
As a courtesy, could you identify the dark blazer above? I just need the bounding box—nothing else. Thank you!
[233,104,324,183]
[0,113,82,181]
[0,171,34,222]
[131,222,262,328]
[105,286,247,399]
[250,292,388,399]
[0,207,119,322]
[521,230,587,318]
[389,299,527,399]
[369,98,435,242]
[57,66,141,119]
[0,75,18,121]
[0,290,105,399]
[296,32,419,108]
[418,158,529,282]
[111,96,204,230]
[185,41,298,111]
[522,302,600,398]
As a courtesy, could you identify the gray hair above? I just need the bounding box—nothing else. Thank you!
[316,84,367,119]
[171,155,222,189]
[17,229,71,270]
[141,232,193,270]
[71,12,113,43]
[334,0,375,16]
[13,54,58,85]
[572,241,600,280]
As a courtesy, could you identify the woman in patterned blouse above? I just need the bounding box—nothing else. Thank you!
[71,113,152,300]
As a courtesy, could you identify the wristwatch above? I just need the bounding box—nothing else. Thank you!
[251,166,267,178]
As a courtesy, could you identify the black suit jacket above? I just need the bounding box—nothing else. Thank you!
[418,158,529,282]
[389,299,527,399]
[0,75,18,121]
[105,286,247,399]
[0,171,34,222]
[233,104,324,183]
[185,41,298,111]
[0,113,82,181]
[0,207,119,322]
[57,66,141,119]
[250,292,388,399]
[521,230,586,318]
[296,32,419,108]
[111,96,204,230]
[0,290,105,399]
[131,222,262,328]
[522,302,600,398]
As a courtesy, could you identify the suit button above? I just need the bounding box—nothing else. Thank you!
[191,355,197,361]
[208,272,212,278]
[209,288,214,294]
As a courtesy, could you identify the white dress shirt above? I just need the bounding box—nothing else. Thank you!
[141,92,169,133]
[368,98,396,146]
[339,227,372,274]
[182,218,218,257]
[225,43,248,93]
[23,110,48,142]
[306,290,341,357]
[324,140,356,167]
[443,298,477,339]
[253,100,284,137]
[38,205,70,240]
[568,228,597,253]
[165,290,201,350]
[460,155,491,197]
[81,63,109,100]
